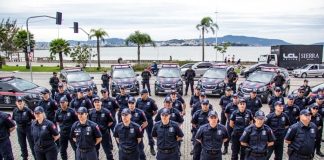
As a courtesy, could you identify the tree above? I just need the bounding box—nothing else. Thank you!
[196,17,218,61]
[214,42,231,61]
[13,30,35,69]
[70,44,91,68]
[0,18,20,58]
[90,28,108,68]
[125,31,155,64]
[49,38,70,69]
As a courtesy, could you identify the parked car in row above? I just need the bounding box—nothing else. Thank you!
[292,64,324,78]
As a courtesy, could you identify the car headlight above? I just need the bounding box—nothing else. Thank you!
[258,86,267,92]
[68,86,74,91]
[177,81,183,86]
[218,82,225,87]
[155,81,160,85]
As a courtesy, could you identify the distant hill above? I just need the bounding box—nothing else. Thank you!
[204,35,290,46]
[313,42,324,45]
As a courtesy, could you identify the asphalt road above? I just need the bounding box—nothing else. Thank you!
[1,71,324,160]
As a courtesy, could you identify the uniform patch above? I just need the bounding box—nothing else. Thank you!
[134,113,139,117]
[317,117,320,121]
[42,125,47,130]
[281,117,285,122]
[86,126,92,132]
[217,130,222,135]
[146,102,150,105]
[67,112,71,117]
[23,112,27,116]
[130,128,134,133]
[172,113,175,117]
[262,130,266,136]
[108,102,112,105]
[101,113,105,118]
[169,127,174,132]
[310,128,315,134]
[293,108,297,112]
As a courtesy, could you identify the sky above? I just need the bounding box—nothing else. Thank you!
[0,0,323,44]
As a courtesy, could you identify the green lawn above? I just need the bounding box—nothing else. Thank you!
[0,65,110,72]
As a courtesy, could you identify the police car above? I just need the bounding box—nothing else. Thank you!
[0,76,46,110]
[238,67,290,103]
[155,63,183,95]
[59,67,97,94]
[197,64,228,96]
[110,64,140,97]
[290,82,324,97]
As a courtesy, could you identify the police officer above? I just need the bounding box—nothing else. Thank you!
[170,90,185,115]
[308,88,323,105]
[167,87,186,114]
[310,95,324,117]
[71,107,102,160]
[155,97,184,125]
[38,88,58,122]
[229,98,253,160]
[89,96,115,160]
[31,106,60,160]
[195,111,229,160]
[12,96,36,160]
[294,88,309,110]
[284,95,301,125]
[226,67,238,93]
[101,70,111,91]
[272,70,285,91]
[141,68,152,95]
[301,79,311,97]
[190,86,201,108]
[265,101,290,160]
[309,105,324,157]
[285,109,317,160]
[219,87,233,125]
[116,85,131,119]
[135,89,158,155]
[54,83,72,104]
[246,88,263,116]
[113,108,143,160]
[0,108,16,160]
[127,97,148,160]
[54,96,78,160]
[191,99,212,160]
[49,72,60,99]
[184,66,196,95]
[268,87,285,113]
[152,108,184,160]
[101,88,120,129]
[191,92,213,116]
[85,86,96,101]
[70,88,93,111]
[240,110,275,160]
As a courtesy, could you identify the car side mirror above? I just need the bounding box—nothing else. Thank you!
[91,77,94,79]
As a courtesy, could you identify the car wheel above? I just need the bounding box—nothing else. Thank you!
[301,73,307,78]
[322,73,324,78]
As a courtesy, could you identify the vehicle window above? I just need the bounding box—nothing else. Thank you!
[312,83,324,92]
[0,83,14,91]
[112,68,135,78]
[246,72,274,84]
[158,68,180,78]
[181,64,193,69]
[203,69,226,78]
[197,63,207,68]
[300,65,310,69]
[67,72,91,82]
[310,65,318,70]
[7,79,38,91]
[320,65,324,69]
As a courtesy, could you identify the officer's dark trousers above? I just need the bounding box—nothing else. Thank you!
[185,80,194,95]
[96,130,113,160]
[315,128,323,153]
[220,110,226,125]
[0,138,14,160]
[231,132,245,160]
[35,146,58,160]
[142,80,151,94]
[139,141,146,160]
[60,133,76,160]
[200,149,222,160]
[193,142,202,160]
[156,149,179,160]
[246,156,267,160]
[224,123,232,149]
[146,118,155,147]
[118,148,139,160]
[102,83,109,91]
[51,88,57,99]
[266,134,284,160]
[76,148,97,160]
[289,152,313,160]
[227,83,236,93]
[17,126,35,160]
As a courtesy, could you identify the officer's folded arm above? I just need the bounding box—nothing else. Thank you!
[95,137,102,145]
[176,136,182,141]
[285,140,291,144]
[9,126,16,132]
[267,141,274,147]
[141,121,148,129]
[137,138,142,144]
[196,139,202,143]
[229,120,235,128]
[108,122,113,127]
[240,142,248,146]
[53,134,60,141]
[223,138,228,143]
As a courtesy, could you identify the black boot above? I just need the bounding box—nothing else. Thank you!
[222,146,228,155]
[150,146,156,156]
[317,150,324,157]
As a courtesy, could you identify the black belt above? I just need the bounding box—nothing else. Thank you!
[158,148,177,154]
[293,152,312,159]
[250,152,266,157]
[78,148,94,153]
[121,148,137,154]
[204,149,221,155]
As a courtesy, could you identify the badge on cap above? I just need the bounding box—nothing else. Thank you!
[130,128,134,134]
[169,127,174,132]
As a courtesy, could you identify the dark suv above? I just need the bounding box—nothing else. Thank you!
[238,67,290,103]
[197,65,228,96]
[60,68,97,94]
[155,63,183,95]
[0,76,45,110]
[110,64,140,97]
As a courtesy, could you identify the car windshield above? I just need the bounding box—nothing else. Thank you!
[7,78,38,91]
[203,69,226,78]
[247,71,274,83]
[158,68,180,78]
[67,72,91,82]
[181,64,193,69]
[312,83,324,92]
[112,68,135,78]
[300,65,310,69]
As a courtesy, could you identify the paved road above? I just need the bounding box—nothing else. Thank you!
[1,72,324,160]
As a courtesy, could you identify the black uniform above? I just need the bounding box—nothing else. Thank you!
[172,99,183,113]
[265,112,290,160]
[285,122,317,160]
[70,97,93,111]
[191,101,213,116]
[184,68,196,95]
[283,104,300,125]
[12,107,36,160]
[0,112,16,160]
[195,123,229,160]
[230,109,253,160]
[136,97,158,147]
[49,75,60,98]
[116,93,131,120]
[152,120,184,160]
[224,102,238,150]
[246,96,263,116]
[38,98,58,122]
[141,70,152,94]
[219,95,232,125]
[190,94,200,107]
[54,107,78,160]
[294,96,309,110]
[240,124,276,160]
[70,120,102,160]
[129,108,147,160]
[31,119,59,160]
[54,91,72,104]
[155,108,184,124]
[311,113,323,155]
[268,96,285,113]
[272,74,285,90]
[301,85,311,97]
[226,71,238,93]
[101,97,120,120]
[101,73,111,90]
[113,122,143,160]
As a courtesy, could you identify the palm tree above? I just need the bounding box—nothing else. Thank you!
[196,17,218,61]
[49,38,70,69]
[90,28,108,68]
[125,31,155,64]
[13,30,35,69]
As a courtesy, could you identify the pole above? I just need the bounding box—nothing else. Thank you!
[215,11,218,62]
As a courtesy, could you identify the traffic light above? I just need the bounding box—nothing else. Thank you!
[73,22,78,33]
[56,12,62,25]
